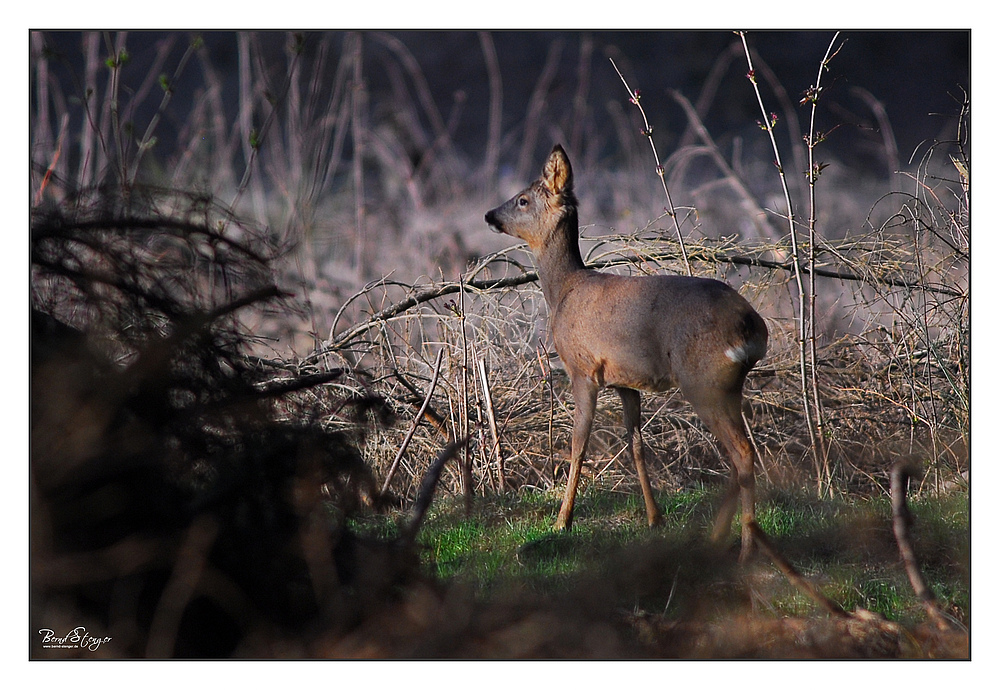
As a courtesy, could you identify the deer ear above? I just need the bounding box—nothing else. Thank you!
[543,144,573,195]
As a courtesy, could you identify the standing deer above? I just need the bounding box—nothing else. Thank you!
[485,145,768,560]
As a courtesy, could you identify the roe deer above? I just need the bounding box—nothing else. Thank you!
[485,145,768,561]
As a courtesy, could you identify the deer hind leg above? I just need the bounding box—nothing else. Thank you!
[617,387,663,527]
[555,377,598,531]
[711,470,741,545]
[694,392,757,562]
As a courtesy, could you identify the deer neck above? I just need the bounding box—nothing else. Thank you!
[532,211,587,310]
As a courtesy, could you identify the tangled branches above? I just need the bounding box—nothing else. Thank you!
[30,187,452,657]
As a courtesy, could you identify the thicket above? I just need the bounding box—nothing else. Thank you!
[30,30,968,658]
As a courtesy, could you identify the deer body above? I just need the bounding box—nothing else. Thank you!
[485,145,767,560]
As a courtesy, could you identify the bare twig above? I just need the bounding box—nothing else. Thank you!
[322,271,538,353]
[399,437,470,546]
[351,33,368,282]
[803,32,842,497]
[129,36,200,185]
[517,39,564,182]
[380,349,445,496]
[610,57,691,276]
[739,31,820,495]
[749,521,849,618]
[103,32,128,188]
[459,275,474,514]
[669,89,780,242]
[478,358,505,491]
[890,461,955,631]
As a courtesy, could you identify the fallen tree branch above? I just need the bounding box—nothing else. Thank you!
[320,271,538,353]
[636,249,965,299]
[319,246,963,353]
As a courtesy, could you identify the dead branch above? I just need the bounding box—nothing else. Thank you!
[254,368,348,398]
[478,358,505,490]
[389,369,451,441]
[399,437,470,546]
[381,349,446,497]
[748,521,849,618]
[321,242,963,355]
[891,460,955,631]
[322,271,538,352]
[670,88,782,242]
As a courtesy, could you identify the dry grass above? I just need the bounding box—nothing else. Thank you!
[305,214,968,507]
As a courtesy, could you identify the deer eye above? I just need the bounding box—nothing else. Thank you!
[517,196,529,207]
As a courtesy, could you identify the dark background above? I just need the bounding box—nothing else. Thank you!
[34,30,970,179]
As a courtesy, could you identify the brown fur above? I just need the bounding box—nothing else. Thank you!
[485,145,768,561]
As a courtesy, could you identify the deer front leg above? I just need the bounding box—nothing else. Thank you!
[555,378,598,531]
[617,387,663,527]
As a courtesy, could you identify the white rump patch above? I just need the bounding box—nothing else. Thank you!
[724,346,745,363]
[726,339,766,365]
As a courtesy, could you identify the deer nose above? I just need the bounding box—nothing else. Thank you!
[485,210,501,232]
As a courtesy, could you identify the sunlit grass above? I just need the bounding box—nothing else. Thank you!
[349,485,969,627]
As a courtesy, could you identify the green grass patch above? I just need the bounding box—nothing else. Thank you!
[351,485,969,627]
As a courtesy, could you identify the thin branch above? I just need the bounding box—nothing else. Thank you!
[129,36,201,185]
[803,31,841,497]
[669,89,781,241]
[381,349,446,497]
[399,437,470,546]
[479,31,503,195]
[323,271,538,352]
[610,58,691,275]
[749,521,848,618]
[739,31,819,494]
[478,358,505,491]
[891,461,956,631]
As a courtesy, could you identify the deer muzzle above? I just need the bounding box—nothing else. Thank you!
[484,209,505,234]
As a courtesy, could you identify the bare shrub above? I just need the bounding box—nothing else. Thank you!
[30,188,424,657]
